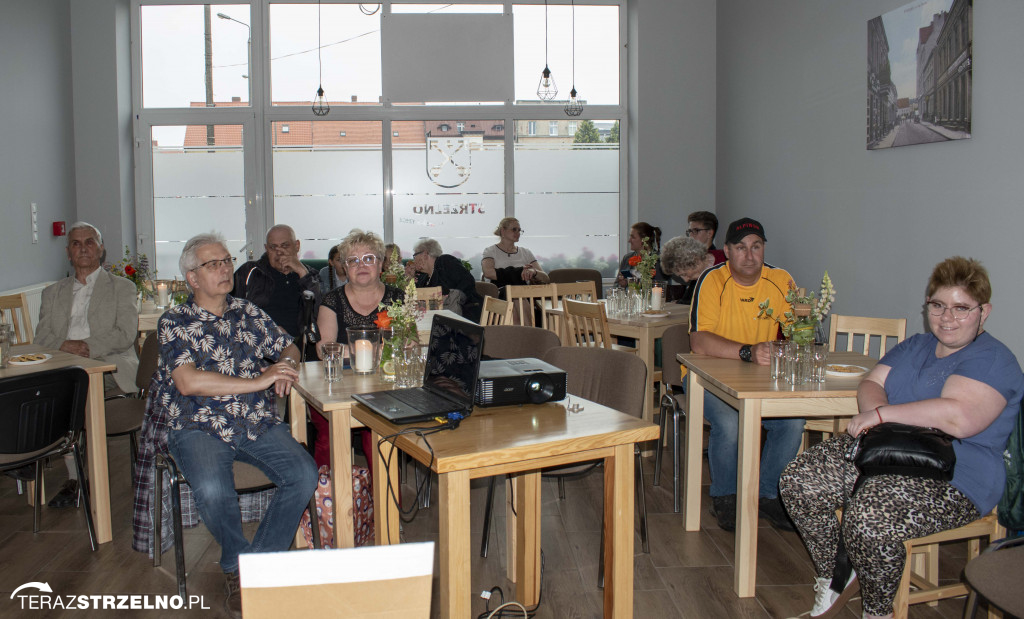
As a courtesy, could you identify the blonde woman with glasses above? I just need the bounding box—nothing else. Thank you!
[481,217,548,287]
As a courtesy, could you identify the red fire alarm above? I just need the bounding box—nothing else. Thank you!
[53,221,66,236]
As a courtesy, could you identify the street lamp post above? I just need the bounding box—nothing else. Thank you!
[217,13,251,85]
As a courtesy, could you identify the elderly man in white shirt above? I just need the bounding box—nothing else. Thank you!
[34,221,139,508]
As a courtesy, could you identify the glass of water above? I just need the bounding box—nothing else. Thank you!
[769,340,789,381]
[811,342,828,383]
[322,342,344,383]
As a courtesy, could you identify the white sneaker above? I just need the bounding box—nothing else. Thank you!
[811,570,858,618]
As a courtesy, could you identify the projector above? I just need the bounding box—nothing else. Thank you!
[475,358,567,407]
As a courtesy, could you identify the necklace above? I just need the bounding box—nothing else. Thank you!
[495,243,518,256]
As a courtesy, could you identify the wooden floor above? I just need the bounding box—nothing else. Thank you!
[0,433,986,619]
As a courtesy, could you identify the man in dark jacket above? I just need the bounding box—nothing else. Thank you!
[233,224,321,357]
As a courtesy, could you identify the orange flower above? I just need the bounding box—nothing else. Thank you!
[374,310,392,329]
[627,255,641,267]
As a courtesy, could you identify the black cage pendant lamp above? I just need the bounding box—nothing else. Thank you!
[312,0,330,116]
[564,0,583,116]
[537,0,558,101]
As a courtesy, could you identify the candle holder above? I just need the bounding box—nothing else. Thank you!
[346,328,381,375]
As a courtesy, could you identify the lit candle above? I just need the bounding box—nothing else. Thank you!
[651,286,664,310]
[354,339,373,372]
[156,283,169,307]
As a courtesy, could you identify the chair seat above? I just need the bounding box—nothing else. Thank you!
[104,397,145,436]
[233,460,274,490]
[964,542,1024,616]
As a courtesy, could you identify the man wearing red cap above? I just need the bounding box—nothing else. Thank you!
[688,217,803,532]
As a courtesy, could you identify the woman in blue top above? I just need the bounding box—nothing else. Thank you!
[780,256,1024,619]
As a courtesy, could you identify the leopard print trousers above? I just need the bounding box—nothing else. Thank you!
[779,433,979,616]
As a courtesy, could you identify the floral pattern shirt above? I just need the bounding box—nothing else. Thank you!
[154,294,293,444]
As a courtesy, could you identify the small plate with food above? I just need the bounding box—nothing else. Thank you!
[640,311,670,319]
[9,353,53,366]
[825,364,868,377]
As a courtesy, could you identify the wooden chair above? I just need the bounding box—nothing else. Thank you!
[0,292,33,345]
[479,296,511,326]
[551,282,598,338]
[505,284,558,330]
[893,511,1004,618]
[561,298,637,355]
[548,268,604,299]
[414,286,443,311]
[804,315,908,446]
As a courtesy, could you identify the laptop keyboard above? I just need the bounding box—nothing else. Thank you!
[391,389,459,414]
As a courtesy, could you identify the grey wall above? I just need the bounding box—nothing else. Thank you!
[0,0,77,290]
[630,0,717,243]
[70,0,135,257]
[717,0,1024,355]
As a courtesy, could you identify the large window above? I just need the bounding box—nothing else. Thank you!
[134,1,626,278]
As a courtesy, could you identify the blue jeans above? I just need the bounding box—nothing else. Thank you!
[167,423,318,574]
[704,391,804,498]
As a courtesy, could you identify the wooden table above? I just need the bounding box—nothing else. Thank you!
[353,398,659,619]
[0,345,117,544]
[678,350,876,597]
[288,362,393,548]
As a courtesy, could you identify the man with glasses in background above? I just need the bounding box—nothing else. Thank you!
[233,224,321,358]
[686,210,726,263]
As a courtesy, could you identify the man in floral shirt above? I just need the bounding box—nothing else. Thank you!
[151,232,316,618]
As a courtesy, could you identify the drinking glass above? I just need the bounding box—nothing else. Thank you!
[810,343,828,383]
[784,343,809,385]
[346,328,381,375]
[395,344,426,388]
[769,340,789,381]
[0,323,13,369]
[321,342,344,383]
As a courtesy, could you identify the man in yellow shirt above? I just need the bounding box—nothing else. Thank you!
[688,217,802,532]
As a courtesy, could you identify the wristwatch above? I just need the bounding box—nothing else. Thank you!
[738,345,753,363]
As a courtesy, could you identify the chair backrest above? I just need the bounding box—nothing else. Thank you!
[554,281,598,304]
[505,284,558,330]
[480,296,511,326]
[414,286,444,311]
[475,280,500,299]
[136,334,162,390]
[561,298,614,348]
[0,367,89,458]
[827,314,907,358]
[543,346,647,418]
[548,268,605,299]
[659,323,691,390]
[483,325,561,360]
[0,293,33,345]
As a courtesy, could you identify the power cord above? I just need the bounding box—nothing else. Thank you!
[477,551,544,618]
[377,424,453,544]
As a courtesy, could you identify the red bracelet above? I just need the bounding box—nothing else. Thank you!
[875,407,883,424]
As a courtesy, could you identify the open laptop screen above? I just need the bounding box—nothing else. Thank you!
[423,316,484,407]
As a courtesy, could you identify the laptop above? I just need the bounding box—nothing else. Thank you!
[352,314,485,425]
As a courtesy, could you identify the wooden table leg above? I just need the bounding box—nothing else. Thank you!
[734,398,761,597]
[439,469,471,619]
[512,472,541,606]
[85,372,112,544]
[371,429,400,546]
[683,371,704,531]
[329,410,355,548]
[637,330,656,425]
[604,443,634,618]
[289,392,309,549]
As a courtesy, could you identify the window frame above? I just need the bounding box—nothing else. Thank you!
[131,0,628,265]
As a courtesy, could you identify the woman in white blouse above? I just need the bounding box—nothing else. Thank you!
[481,217,548,286]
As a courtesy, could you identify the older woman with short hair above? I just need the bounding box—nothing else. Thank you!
[780,256,1024,619]
[412,238,483,322]
[317,229,404,354]
[660,235,719,304]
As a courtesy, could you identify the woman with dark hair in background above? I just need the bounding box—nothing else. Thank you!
[616,221,667,287]
[318,244,347,294]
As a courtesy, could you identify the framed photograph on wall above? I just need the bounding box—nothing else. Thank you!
[867,0,972,150]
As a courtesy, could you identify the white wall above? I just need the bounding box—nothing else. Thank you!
[716,0,1024,356]
[0,0,77,291]
[629,0,718,243]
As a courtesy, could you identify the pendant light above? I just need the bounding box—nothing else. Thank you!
[312,0,330,116]
[537,0,558,101]
[564,0,583,116]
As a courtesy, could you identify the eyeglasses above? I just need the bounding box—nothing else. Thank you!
[508,227,523,233]
[412,250,425,257]
[685,228,710,237]
[345,253,379,268]
[193,256,236,271]
[924,301,981,320]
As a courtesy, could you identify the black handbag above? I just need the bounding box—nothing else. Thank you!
[847,422,957,481]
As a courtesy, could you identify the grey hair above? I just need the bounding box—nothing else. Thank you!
[265,224,296,243]
[338,228,385,261]
[68,221,103,246]
[179,232,229,280]
[413,238,443,258]
[660,236,709,276]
